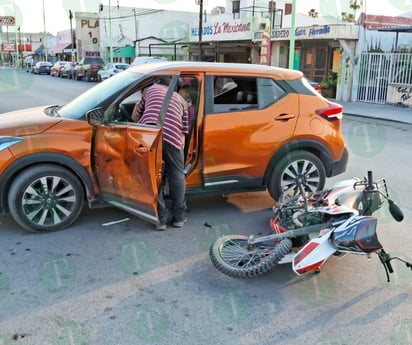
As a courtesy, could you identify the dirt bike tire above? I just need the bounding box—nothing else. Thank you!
[209,235,293,279]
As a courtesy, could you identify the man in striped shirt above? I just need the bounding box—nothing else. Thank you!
[136,81,189,230]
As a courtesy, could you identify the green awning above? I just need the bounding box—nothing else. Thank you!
[113,45,135,58]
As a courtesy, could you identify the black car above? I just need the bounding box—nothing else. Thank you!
[32,61,52,75]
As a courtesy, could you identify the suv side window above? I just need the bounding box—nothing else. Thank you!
[209,76,258,113]
[257,78,287,108]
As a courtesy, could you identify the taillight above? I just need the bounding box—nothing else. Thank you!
[316,101,343,120]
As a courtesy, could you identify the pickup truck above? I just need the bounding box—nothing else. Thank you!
[74,57,105,82]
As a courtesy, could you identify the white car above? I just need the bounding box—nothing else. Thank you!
[97,62,129,81]
[130,56,167,66]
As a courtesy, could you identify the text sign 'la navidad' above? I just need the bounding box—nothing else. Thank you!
[0,16,15,26]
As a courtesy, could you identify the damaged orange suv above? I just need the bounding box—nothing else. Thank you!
[0,62,348,232]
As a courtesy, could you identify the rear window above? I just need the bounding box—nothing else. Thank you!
[207,76,286,113]
[84,57,104,65]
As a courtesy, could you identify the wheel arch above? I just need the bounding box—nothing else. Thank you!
[263,139,335,186]
[0,152,95,213]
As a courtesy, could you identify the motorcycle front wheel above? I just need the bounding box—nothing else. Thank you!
[209,235,293,279]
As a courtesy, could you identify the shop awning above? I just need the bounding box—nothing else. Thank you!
[50,42,71,55]
[113,45,135,58]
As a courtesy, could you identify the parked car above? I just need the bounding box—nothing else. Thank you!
[97,62,130,81]
[31,61,52,75]
[74,56,105,82]
[0,61,348,232]
[50,61,67,77]
[130,56,167,66]
[60,62,76,79]
[305,77,322,93]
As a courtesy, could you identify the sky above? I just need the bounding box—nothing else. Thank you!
[0,0,410,35]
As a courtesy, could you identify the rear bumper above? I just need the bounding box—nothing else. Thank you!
[327,146,349,177]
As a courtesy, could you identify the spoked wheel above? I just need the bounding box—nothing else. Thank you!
[268,151,326,200]
[8,165,84,233]
[209,235,293,279]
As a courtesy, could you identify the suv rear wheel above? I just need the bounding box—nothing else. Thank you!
[268,151,325,200]
[8,164,84,232]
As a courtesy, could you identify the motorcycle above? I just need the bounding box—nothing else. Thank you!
[209,171,411,282]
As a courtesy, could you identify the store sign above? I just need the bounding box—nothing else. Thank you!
[0,16,15,26]
[258,32,271,65]
[191,20,252,41]
[75,12,100,60]
[2,42,15,51]
[272,25,332,40]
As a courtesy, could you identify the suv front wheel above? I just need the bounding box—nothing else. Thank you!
[8,164,84,233]
[268,151,326,200]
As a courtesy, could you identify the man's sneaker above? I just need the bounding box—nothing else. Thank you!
[155,223,167,231]
[172,217,187,228]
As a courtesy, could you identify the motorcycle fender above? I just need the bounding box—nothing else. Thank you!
[292,232,336,275]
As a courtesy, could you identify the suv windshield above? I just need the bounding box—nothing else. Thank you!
[58,71,143,119]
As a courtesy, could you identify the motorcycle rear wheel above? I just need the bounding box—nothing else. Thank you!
[209,235,293,279]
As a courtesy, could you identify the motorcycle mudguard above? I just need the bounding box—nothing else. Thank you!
[292,231,336,275]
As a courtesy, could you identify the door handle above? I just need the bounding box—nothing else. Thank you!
[275,113,296,122]
[135,145,148,153]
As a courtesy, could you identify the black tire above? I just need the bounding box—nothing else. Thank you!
[209,235,293,278]
[267,151,326,200]
[8,165,84,233]
[85,72,91,82]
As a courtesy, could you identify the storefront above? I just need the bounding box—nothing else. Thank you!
[267,24,359,82]
[188,16,259,63]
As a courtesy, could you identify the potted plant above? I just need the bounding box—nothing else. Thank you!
[320,71,338,98]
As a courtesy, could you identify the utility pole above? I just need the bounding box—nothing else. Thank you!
[69,10,75,62]
[109,0,113,63]
[42,0,48,62]
[198,0,203,61]
[288,0,296,69]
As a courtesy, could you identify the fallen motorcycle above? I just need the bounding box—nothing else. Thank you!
[210,171,411,282]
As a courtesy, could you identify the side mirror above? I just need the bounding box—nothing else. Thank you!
[86,107,104,126]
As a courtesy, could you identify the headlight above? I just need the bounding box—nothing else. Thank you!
[0,137,23,151]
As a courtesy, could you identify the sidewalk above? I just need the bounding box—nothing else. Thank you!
[338,100,412,125]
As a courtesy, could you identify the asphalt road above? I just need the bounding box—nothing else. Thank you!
[0,67,411,345]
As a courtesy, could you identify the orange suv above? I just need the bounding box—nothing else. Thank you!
[0,62,348,232]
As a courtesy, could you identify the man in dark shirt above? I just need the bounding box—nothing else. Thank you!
[136,81,189,230]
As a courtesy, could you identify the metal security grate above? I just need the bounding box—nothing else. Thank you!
[357,52,412,104]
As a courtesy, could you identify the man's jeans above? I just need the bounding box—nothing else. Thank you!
[157,142,187,223]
